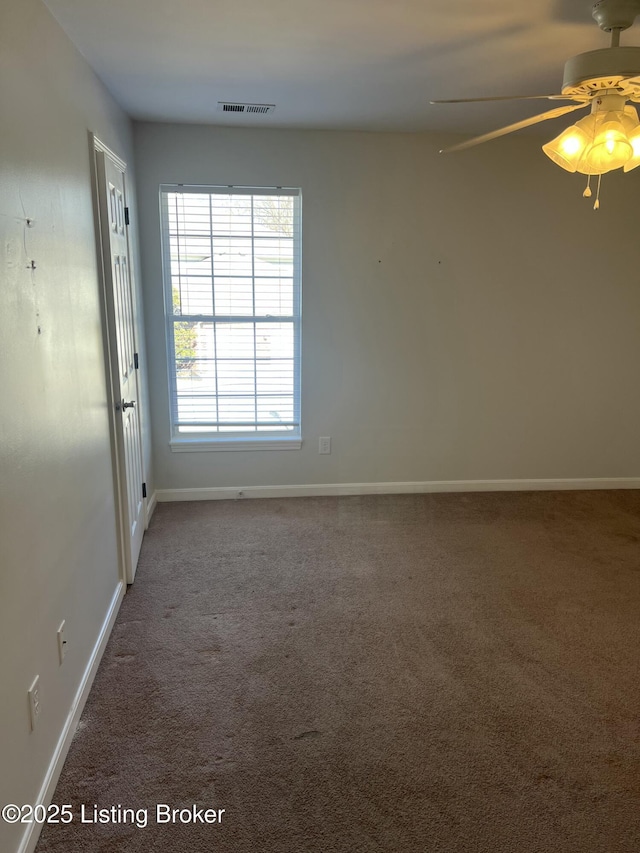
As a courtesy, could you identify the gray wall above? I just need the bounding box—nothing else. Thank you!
[0,3,150,851]
[134,122,640,491]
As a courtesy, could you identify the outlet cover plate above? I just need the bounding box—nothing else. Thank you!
[57,620,67,664]
[28,676,41,731]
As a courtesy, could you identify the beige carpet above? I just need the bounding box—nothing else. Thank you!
[37,491,640,852]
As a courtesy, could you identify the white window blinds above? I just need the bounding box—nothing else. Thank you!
[160,185,302,448]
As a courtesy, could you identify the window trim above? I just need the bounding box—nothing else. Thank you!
[159,184,302,452]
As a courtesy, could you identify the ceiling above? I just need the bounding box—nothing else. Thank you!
[43,0,640,136]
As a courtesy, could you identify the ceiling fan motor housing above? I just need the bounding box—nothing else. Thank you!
[562,46,640,97]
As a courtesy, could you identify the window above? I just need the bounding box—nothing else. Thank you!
[160,185,302,450]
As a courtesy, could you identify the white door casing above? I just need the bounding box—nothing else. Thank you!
[94,143,145,583]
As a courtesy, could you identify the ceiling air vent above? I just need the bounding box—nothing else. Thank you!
[217,102,275,115]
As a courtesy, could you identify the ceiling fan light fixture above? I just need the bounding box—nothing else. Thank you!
[544,108,639,177]
[622,122,640,169]
[542,130,586,171]
[579,112,633,172]
[541,117,596,171]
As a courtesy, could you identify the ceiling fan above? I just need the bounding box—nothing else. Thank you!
[432,0,640,208]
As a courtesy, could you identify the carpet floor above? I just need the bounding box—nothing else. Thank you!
[36,491,640,852]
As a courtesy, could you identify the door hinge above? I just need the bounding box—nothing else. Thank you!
[124,206,130,226]
[134,352,139,369]
[142,482,147,499]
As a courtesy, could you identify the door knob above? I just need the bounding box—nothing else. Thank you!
[116,400,136,411]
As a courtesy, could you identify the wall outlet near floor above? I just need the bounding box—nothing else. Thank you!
[319,436,331,455]
[28,676,41,731]
[57,620,67,664]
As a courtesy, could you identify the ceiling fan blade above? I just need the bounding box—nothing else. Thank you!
[440,102,590,154]
[431,94,584,104]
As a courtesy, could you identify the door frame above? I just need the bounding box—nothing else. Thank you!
[89,132,146,585]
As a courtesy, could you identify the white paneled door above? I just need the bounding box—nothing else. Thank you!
[95,144,145,583]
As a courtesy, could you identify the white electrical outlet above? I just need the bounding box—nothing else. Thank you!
[28,676,41,731]
[319,436,331,455]
[57,620,67,664]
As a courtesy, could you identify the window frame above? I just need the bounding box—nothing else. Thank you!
[159,184,302,452]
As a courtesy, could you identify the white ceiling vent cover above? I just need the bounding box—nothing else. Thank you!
[217,102,275,115]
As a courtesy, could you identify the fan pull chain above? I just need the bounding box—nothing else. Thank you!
[594,174,602,210]
[583,175,592,198]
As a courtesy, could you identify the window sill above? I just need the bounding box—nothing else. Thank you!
[170,437,302,452]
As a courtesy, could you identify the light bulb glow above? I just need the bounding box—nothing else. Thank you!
[561,134,584,156]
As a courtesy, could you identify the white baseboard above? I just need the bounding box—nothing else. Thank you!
[145,490,158,528]
[156,477,640,503]
[18,581,125,853]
